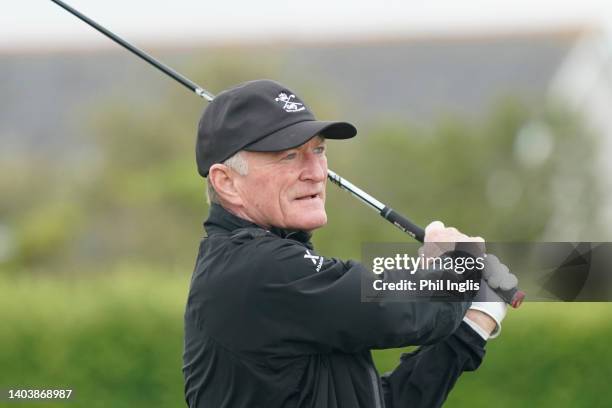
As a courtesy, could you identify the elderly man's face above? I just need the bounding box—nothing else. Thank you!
[234,136,328,231]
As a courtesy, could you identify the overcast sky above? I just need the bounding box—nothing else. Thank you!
[3,0,612,51]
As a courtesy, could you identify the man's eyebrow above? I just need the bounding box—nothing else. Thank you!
[270,149,294,158]
[269,138,326,158]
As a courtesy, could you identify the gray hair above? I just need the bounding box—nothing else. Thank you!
[207,151,249,205]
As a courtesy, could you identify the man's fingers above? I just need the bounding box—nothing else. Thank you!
[447,227,459,235]
[423,221,488,260]
[483,254,518,290]
[424,221,447,245]
[500,273,518,290]
[425,220,445,238]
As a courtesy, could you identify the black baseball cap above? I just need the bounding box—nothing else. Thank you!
[196,79,357,177]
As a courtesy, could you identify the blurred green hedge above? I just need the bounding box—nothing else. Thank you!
[1,271,611,407]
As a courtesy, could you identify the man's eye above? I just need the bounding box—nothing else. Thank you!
[283,153,297,160]
[314,146,326,154]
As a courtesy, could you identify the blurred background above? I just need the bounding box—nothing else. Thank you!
[2,0,612,406]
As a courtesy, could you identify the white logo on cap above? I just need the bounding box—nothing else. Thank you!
[275,92,305,113]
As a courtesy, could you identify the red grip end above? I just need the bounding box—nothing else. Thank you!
[511,291,526,308]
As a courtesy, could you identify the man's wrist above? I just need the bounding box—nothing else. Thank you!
[465,309,497,336]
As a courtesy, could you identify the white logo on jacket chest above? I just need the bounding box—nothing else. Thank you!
[304,250,324,272]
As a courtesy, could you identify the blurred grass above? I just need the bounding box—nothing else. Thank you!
[374,303,612,407]
[1,271,611,407]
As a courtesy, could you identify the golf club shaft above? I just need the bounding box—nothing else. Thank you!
[327,170,425,241]
[51,0,524,308]
[50,0,214,101]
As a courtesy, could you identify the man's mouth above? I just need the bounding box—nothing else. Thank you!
[295,193,321,201]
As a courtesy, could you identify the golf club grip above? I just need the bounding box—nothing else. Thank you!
[380,206,525,308]
[496,287,525,309]
[381,207,426,242]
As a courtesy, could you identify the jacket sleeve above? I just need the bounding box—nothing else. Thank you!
[381,321,487,408]
[222,236,471,355]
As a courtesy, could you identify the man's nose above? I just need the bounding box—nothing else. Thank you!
[300,153,327,182]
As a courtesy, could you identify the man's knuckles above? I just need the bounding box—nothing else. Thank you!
[422,221,487,259]
[424,220,445,237]
[425,221,485,243]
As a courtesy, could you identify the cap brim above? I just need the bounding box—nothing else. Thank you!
[243,120,356,152]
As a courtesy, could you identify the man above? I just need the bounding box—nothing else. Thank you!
[183,79,507,407]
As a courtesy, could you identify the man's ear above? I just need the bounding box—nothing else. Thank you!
[208,164,243,207]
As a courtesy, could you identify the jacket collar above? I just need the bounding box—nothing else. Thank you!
[204,203,313,244]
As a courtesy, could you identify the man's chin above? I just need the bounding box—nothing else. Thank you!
[291,212,327,232]
[303,219,327,232]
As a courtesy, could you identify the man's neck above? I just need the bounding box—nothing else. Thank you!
[218,202,270,230]
[207,203,313,244]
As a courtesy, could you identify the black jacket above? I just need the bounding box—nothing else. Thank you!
[183,204,486,408]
